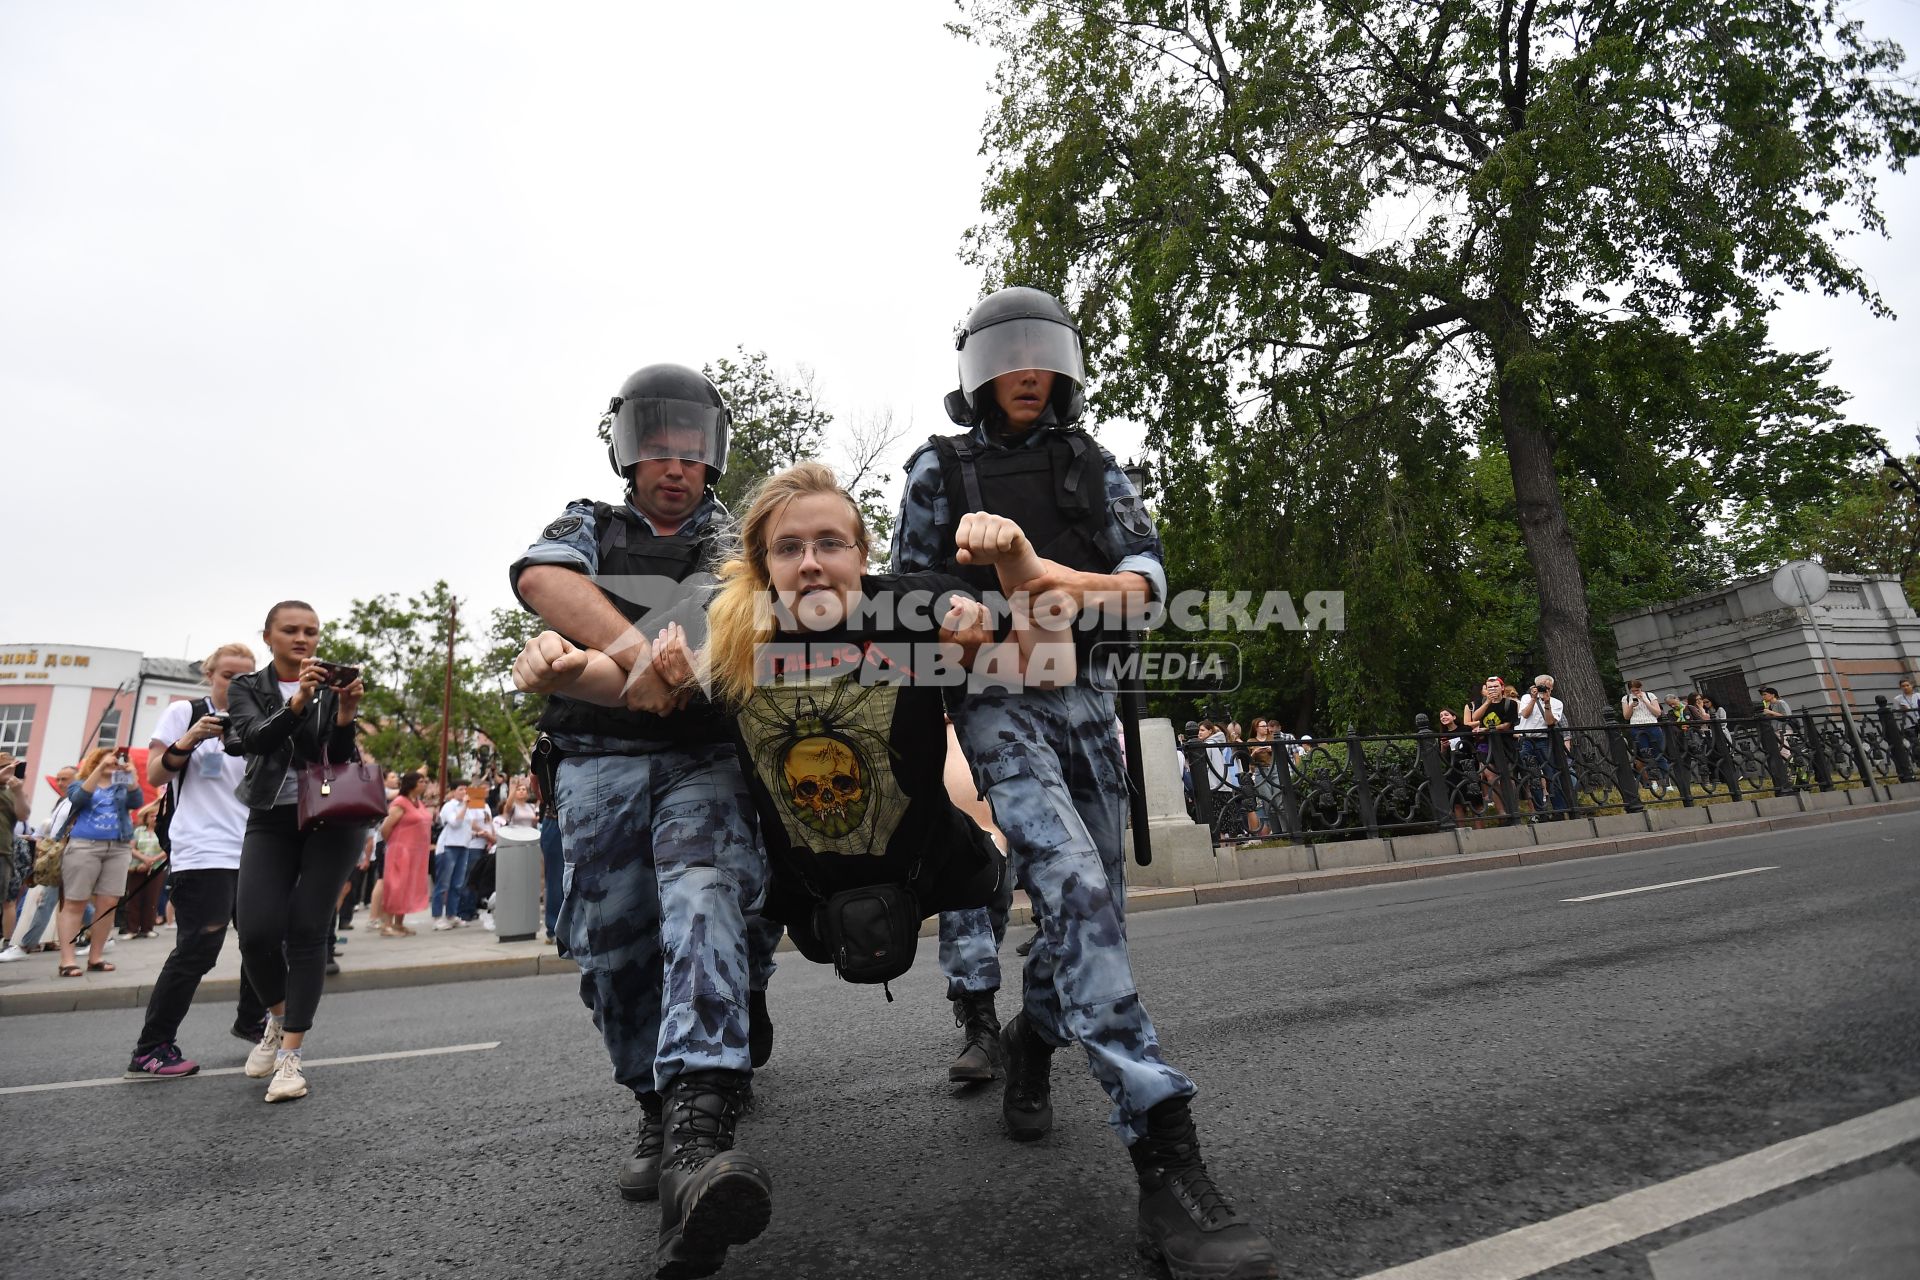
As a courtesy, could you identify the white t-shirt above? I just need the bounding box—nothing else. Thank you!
[498,800,538,830]
[151,698,249,871]
[271,679,304,807]
[1516,693,1565,734]
[1623,691,1661,724]
[437,798,480,849]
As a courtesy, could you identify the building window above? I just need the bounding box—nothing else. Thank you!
[95,707,123,749]
[0,705,33,760]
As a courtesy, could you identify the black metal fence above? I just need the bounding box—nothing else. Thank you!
[1180,698,1918,847]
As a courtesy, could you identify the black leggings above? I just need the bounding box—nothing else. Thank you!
[236,805,363,1034]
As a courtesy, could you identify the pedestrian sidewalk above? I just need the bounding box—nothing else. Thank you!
[6,787,1917,1017]
[0,915,580,1018]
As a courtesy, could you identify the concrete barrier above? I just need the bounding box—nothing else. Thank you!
[1646,805,1710,831]
[1592,812,1652,836]
[1389,831,1463,861]
[1457,825,1534,854]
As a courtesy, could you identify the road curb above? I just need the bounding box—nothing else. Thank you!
[5,796,1915,1017]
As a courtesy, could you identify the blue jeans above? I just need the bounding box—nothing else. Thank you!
[539,816,563,937]
[18,883,58,949]
[1520,739,1568,814]
[555,742,765,1098]
[432,845,476,918]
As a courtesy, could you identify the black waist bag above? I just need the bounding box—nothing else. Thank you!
[813,883,919,985]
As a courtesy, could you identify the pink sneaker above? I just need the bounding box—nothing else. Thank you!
[124,1042,200,1079]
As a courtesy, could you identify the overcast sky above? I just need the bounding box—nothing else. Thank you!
[4,1,1916,666]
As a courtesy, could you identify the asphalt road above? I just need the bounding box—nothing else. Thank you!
[2,810,1915,1280]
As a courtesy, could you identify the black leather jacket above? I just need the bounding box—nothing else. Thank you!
[223,668,359,811]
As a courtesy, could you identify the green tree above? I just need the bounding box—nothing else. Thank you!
[956,0,1918,718]
[1774,453,1920,602]
[318,583,540,779]
[703,347,833,513]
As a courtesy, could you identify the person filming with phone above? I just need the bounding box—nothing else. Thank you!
[224,600,368,1103]
[55,744,145,977]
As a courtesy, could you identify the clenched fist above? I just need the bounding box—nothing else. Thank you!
[513,631,591,694]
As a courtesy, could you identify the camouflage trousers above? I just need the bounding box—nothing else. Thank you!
[555,743,766,1099]
[944,684,1196,1144]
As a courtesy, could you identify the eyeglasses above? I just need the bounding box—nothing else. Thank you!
[769,536,858,562]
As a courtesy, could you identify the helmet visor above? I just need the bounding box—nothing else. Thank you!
[610,398,730,473]
[957,316,1085,397]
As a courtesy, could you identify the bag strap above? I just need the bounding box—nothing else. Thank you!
[172,697,213,802]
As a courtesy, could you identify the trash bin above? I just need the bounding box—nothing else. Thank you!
[492,825,541,942]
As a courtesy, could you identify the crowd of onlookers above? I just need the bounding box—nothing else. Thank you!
[1,755,564,972]
[1172,672,1920,841]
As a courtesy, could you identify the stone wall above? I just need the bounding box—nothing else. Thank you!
[1609,572,1920,713]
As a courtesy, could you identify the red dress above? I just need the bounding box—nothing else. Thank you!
[382,796,433,916]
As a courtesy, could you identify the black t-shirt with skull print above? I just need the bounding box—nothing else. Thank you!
[728,571,1000,925]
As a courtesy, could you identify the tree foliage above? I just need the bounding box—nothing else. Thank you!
[956,0,1918,721]
[318,583,539,779]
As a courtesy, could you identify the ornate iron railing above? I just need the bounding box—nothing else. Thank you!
[1180,699,1917,847]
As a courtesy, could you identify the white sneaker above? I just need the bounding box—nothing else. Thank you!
[432,919,453,931]
[103,937,116,953]
[264,1050,308,1103]
[448,917,464,929]
[0,944,25,963]
[244,1018,286,1078]
[480,910,495,932]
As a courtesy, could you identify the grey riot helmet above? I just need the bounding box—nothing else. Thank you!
[604,363,731,482]
[943,286,1086,427]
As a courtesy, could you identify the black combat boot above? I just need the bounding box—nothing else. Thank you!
[654,1069,772,1280]
[618,1092,663,1202]
[748,988,774,1069]
[1129,1097,1280,1280]
[1000,1010,1055,1141]
[948,990,1006,1083]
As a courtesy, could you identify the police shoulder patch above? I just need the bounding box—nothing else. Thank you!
[543,515,585,541]
[1111,494,1152,537]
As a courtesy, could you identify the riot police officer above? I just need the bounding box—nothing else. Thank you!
[893,289,1280,1279]
[510,363,773,1279]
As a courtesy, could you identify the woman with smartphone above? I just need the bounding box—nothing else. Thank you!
[56,745,146,977]
[224,600,367,1103]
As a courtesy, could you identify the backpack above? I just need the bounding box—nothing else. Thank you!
[154,697,213,855]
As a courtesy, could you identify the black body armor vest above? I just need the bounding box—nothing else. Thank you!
[926,428,1123,658]
[536,500,732,746]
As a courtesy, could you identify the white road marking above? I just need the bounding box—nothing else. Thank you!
[1561,866,1777,903]
[1354,1094,1920,1280]
[0,1041,501,1096]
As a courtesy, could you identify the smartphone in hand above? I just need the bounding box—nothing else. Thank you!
[314,660,362,689]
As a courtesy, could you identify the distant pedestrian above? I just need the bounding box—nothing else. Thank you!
[57,746,143,977]
[373,771,432,936]
[226,600,369,1103]
[1894,678,1919,752]
[0,753,26,954]
[431,778,477,930]
[1516,675,1567,820]
[5,764,78,959]
[118,803,167,938]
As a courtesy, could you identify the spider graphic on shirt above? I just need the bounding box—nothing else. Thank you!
[740,664,908,851]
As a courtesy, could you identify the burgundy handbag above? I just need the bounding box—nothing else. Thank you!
[295,703,386,830]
